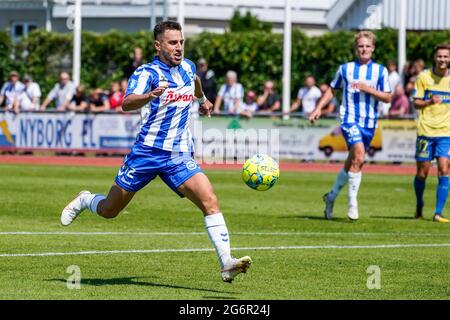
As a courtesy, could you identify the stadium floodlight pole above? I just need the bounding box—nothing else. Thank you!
[72,0,82,86]
[44,0,52,32]
[398,0,407,85]
[163,0,168,21]
[177,0,185,30]
[282,0,292,120]
[150,0,156,30]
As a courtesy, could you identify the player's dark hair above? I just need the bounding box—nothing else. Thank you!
[153,21,182,41]
[434,43,450,54]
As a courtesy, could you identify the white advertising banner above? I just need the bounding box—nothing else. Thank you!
[0,112,418,162]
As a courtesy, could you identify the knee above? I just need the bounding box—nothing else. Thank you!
[202,193,219,214]
[99,206,120,219]
[417,172,428,180]
[417,167,429,180]
[438,167,448,177]
[351,153,365,168]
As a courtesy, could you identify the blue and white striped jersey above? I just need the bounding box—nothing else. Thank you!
[126,56,196,152]
[330,60,391,129]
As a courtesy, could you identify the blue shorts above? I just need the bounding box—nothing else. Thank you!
[415,136,450,162]
[114,144,202,196]
[341,123,375,150]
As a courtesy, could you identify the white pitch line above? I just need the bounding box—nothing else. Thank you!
[1,231,450,237]
[1,243,450,257]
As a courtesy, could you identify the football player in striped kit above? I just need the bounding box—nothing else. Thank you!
[61,21,251,283]
[309,31,392,221]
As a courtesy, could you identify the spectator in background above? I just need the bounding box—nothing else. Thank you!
[387,60,401,93]
[67,85,89,112]
[239,90,259,118]
[388,83,410,118]
[89,88,110,113]
[40,71,75,111]
[13,74,41,113]
[379,61,402,117]
[109,81,124,112]
[120,78,128,96]
[196,58,217,104]
[405,58,426,85]
[319,83,337,116]
[290,75,322,117]
[123,47,146,80]
[256,80,281,113]
[0,71,25,110]
[214,70,244,115]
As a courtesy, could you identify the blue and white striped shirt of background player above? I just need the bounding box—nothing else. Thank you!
[125,56,197,153]
[330,60,391,129]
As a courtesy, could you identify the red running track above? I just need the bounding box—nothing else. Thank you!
[0,155,434,175]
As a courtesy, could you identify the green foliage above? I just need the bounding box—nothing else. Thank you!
[0,31,14,86]
[10,29,154,96]
[0,28,448,98]
[228,10,272,33]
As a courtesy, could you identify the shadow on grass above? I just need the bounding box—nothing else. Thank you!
[280,215,353,223]
[370,216,416,220]
[46,277,239,295]
[202,295,239,300]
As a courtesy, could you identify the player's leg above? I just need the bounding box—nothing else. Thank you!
[414,136,433,219]
[176,171,251,283]
[344,142,366,220]
[433,138,450,222]
[61,183,135,226]
[322,126,353,220]
[414,161,430,219]
[323,167,348,219]
[61,148,155,225]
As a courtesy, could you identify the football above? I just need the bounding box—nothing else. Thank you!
[242,154,280,191]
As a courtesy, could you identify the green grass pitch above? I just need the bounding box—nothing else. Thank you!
[0,163,449,300]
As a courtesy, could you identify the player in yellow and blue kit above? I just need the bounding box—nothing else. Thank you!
[413,44,450,222]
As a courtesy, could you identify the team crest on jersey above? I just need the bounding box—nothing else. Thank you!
[187,70,195,82]
[186,160,197,170]
[128,79,138,91]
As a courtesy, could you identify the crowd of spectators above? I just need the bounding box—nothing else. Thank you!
[0,49,427,119]
[0,70,128,115]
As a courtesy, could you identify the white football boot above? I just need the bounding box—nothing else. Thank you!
[61,190,91,226]
[323,192,335,220]
[347,206,359,221]
[221,256,252,283]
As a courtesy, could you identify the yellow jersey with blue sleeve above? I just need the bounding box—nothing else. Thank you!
[413,68,450,137]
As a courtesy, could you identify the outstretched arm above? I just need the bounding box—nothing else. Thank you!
[194,75,213,117]
[352,82,392,103]
[122,85,168,112]
[309,87,336,123]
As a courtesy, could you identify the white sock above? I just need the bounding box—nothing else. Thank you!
[204,213,231,268]
[348,171,362,208]
[85,193,106,214]
[329,169,349,200]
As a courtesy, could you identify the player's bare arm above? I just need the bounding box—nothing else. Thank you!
[413,95,442,109]
[352,82,392,103]
[194,74,213,117]
[309,87,335,123]
[122,84,169,111]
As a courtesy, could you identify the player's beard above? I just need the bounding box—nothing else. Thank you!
[162,50,183,67]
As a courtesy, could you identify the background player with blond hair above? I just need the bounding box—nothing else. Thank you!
[309,31,392,220]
